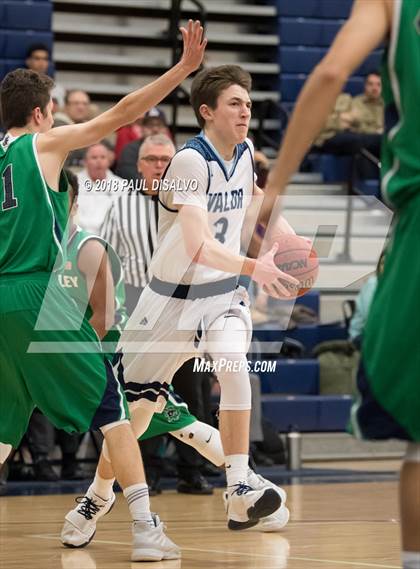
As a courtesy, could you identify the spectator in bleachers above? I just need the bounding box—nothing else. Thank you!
[59,89,92,125]
[77,142,125,234]
[314,72,384,177]
[351,71,384,135]
[25,43,65,108]
[54,90,94,167]
[114,118,144,162]
[115,107,170,183]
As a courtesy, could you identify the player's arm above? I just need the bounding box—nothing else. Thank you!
[243,184,296,258]
[37,21,206,160]
[260,0,390,221]
[78,240,115,340]
[178,204,297,298]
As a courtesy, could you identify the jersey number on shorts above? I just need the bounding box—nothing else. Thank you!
[1,164,18,211]
[214,217,228,243]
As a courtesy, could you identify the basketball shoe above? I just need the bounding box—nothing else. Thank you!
[226,476,281,530]
[223,469,290,532]
[61,485,115,548]
[131,514,181,561]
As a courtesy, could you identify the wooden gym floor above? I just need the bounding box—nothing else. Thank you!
[0,469,402,569]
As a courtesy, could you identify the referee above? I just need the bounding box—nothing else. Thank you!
[102,133,174,314]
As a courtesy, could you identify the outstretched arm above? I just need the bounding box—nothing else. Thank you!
[37,20,206,189]
[260,0,390,223]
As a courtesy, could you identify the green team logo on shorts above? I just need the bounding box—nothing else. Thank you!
[163,405,181,423]
[415,9,420,35]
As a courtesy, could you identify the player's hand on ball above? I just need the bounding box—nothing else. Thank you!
[252,243,299,298]
[179,20,207,73]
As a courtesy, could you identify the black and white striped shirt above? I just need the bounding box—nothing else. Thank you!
[101,192,159,288]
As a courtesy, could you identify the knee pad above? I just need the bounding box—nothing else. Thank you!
[0,443,12,464]
[207,316,252,411]
[405,443,420,463]
[171,421,225,466]
[216,355,252,410]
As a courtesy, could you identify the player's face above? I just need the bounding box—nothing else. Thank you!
[85,144,110,179]
[138,142,174,192]
[207,84,252,144]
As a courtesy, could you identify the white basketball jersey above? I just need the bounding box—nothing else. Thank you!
[150,134,255,285]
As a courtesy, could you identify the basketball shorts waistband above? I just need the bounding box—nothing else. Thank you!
[149,276,238,300]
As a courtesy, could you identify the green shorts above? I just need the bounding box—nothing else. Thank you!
[361,194,420,441]
[140,390,197,440]
[0,273,129,448]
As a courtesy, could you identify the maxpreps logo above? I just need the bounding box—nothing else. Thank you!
[194,358,277,374]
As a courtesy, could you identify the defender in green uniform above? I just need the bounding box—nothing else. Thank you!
[0,22,207,562]
[259,1,420,566]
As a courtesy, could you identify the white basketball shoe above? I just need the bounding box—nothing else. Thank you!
[131,514,181,561]
[226,476,282,530]
[61,486,116,548]
[223,469,290,532]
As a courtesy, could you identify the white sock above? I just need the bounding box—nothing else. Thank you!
[403,551,420,569]
[91,473,115,501]
[225,454,249,487]
[123,483,153,526]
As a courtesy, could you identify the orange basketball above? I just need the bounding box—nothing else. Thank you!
[271,234,319,298]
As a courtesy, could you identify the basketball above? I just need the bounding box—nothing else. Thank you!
[271,234,319,298]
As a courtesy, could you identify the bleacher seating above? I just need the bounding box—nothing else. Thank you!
[0,1,53,82]
[258,359,320,394]
[274,0,384,185]
[276,0,353,19]
[261,394,352,432]
[252,283,351,433]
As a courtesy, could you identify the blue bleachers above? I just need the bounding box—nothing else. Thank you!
[1,1,52,31]
[279,17,343,47]
[281,73,365,102]
[261,394,352,432]
[4,31,53,59]
[0,1,52,82]
[258,359,320,394]
[280,46,382,75]
[253,321,346,352]
[277,0,353,19]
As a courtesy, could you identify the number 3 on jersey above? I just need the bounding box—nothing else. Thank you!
[214,217,228,243]
[1,164,18,211]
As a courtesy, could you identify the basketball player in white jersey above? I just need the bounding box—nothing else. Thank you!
[62,65,297,543]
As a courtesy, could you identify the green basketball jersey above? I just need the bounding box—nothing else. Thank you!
[0,133,68,275]
[60,225,128,348]
[381,0,420,208]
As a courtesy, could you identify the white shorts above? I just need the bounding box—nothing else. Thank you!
[117,282,252,412]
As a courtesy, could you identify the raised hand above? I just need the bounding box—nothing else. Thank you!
[252,243,299,299]
[179,20,207,73]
